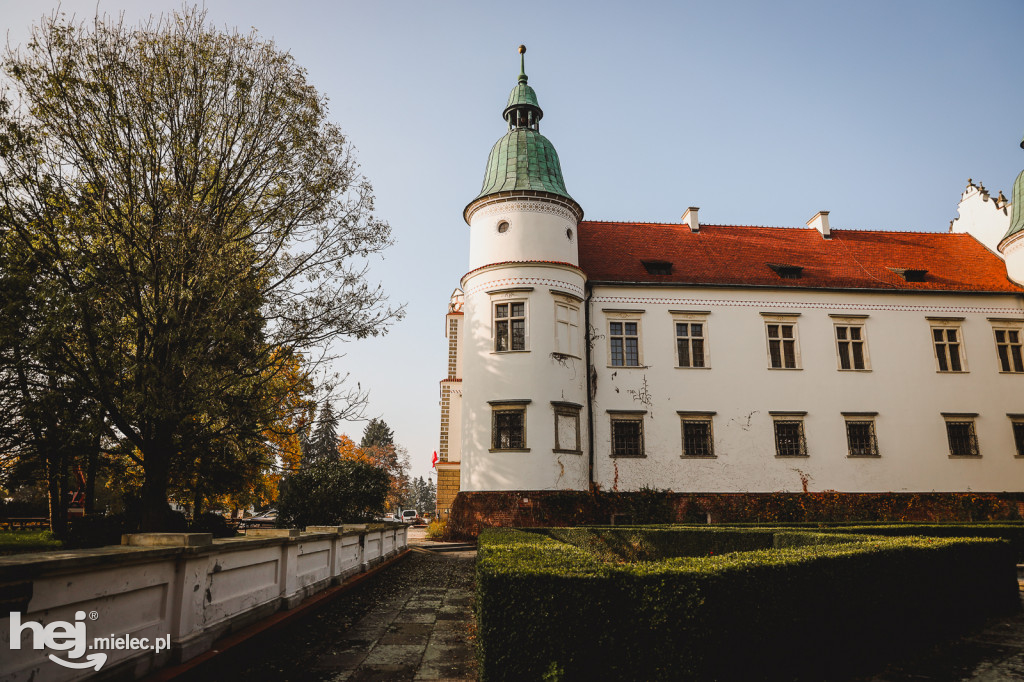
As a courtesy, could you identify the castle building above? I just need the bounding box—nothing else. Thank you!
[435,48,1024,520]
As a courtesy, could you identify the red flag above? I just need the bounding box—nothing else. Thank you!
[431,451,438,468]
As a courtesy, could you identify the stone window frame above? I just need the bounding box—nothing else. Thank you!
[842,412,880,458]
[488,399,531,453]
[678,411,716,458]
[1008,414,1024,458]
[489,287,533,354]
[830,314,871,371]
[770,411,808,458]
[942,412,980,458]
[989,318,1024,374]
[927,317,968,373]
[761,313,802,370]
[552,401,583,455]
[671,310,711,369]
[604,309,644,368]
[608,410,646,458]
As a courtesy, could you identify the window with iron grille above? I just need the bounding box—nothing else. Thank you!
[609,320,640,367]
[931,325,965,372]
[610,414,644,457]
[766,322,799,368]
[773,419,807,457]
[835,324,869,370]
[1012,420,1024,457]
[489,402,528,451]
[845,419,879,457]
[994,328,1024,373]
[494,301,526,352]
[676,322,707,368]
[944,418,979,457]
[679,415,714,457]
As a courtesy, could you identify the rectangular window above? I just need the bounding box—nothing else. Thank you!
[931,325,966,372]
[844,417,879,457]
[553,402,582,454]
[835,324,869,370]
[676,322,707,368]
[610,413,645,457]
[489,401,529,451]
[994,328,1024,373]
[679,413,715,457]
[555,302,580,356]
[494,301,526,352]
[771,415,807,457]
[943,415,979,457]
[1012,418,1024,457]
[765,321,800,369]
[609,320,640,367]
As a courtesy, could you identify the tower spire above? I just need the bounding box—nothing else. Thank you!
[518,44,528,84]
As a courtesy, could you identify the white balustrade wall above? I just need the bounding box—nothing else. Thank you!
[0,525,408,681]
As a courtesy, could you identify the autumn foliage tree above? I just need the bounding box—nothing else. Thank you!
[0,10,401,529]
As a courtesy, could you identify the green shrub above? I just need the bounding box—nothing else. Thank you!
[425,519,446,540]
[476,527,1019,681]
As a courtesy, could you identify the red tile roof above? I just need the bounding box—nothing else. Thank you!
[578,222,1023,293]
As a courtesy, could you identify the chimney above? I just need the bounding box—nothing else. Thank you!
[682,207,699,233]
[807,210,830,239]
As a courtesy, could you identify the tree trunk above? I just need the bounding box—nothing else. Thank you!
[45,448,69,540]
[84,431,100,515]
[139,443,173,531]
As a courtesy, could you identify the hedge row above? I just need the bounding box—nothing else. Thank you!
[475,527,1019,681]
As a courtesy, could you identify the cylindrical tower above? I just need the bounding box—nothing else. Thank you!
[459,46,589,492]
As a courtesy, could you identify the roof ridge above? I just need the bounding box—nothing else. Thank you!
[580,221,964,235]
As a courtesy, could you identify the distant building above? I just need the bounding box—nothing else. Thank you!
[435,48,1024,519]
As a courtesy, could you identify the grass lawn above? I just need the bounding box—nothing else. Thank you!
[0,529,62,556]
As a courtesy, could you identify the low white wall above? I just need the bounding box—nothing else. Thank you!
[0,524,408,681]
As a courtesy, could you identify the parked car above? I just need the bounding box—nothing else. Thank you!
[400,510,426,525]
[239,510,277,529]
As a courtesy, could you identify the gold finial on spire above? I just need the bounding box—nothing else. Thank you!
[519,44,526,54]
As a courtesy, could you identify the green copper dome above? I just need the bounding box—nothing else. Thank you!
[1003,167,1024,242]
[471,45,576,206]
[476,128,571,198]
[1000,133,1024,244]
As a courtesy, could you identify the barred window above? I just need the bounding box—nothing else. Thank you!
[610,414,645,457]
[609,320,640,367]
[944,417,979,457]
[773,419,807,457]
[932,326,965,372]
[835,325,868,370]
[494,301,526,352]
[766,323,799,368]
[845,419,879,457]
[676,322,707,368]
[489,401,529,451]
[994,328,1024,373]
[679,415,714,457]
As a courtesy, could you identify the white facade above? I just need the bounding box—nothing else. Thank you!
[949,179,1011,255]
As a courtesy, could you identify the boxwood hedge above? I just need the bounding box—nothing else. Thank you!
[475,527,1019,681]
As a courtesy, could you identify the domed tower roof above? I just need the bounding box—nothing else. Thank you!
[1002,134,1024,243]
[466,46,580,221]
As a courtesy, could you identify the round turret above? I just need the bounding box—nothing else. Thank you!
[997,134,1024,285]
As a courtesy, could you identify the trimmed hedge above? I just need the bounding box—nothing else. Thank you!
[476,527,1019,681]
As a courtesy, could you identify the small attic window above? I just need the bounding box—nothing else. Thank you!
[889,267,928,282]
[642,261,673,276]
[767,263,803,280]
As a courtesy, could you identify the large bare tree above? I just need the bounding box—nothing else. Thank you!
[0,9,401,529]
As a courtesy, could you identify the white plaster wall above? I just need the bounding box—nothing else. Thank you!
[467,199,580,271]
[1002,232,1024,286]
[589,285,1024,493]
[460,262,589,491]
[950,184,1010,256]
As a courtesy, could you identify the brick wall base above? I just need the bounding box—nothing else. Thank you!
[435,467,461,522]
[444,489,1024,541]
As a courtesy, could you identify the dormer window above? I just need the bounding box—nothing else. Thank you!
[642,260,673,276]
[767,263,803,280]
[889,267,927,282]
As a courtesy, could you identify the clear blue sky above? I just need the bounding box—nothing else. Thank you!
[5,1,1024,480]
